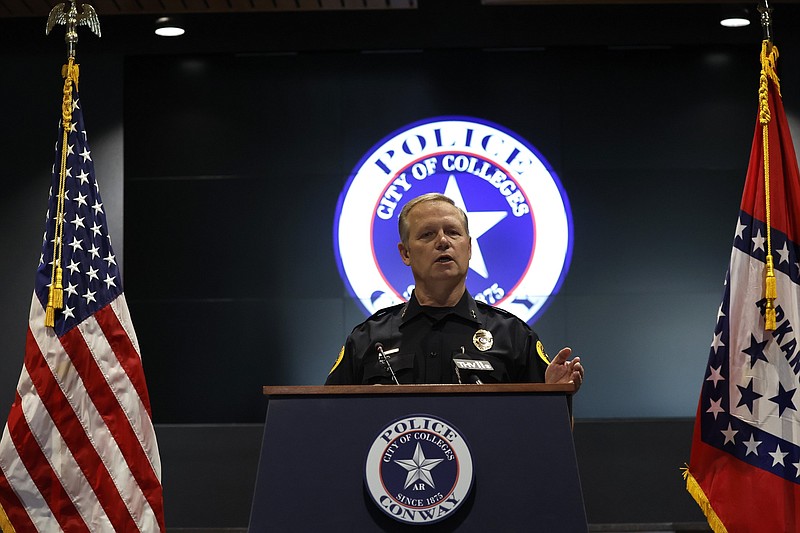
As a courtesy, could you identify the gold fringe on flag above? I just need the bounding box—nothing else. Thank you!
[682,467,728,533]
[45,57,79,328]
[759,40,780,331]
[0,501,16,533]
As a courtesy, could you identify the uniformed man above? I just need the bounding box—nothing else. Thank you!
[325,193,584,388]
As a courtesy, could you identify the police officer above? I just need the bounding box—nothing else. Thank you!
[325,193,583,388]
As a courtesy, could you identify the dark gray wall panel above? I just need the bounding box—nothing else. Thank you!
[123,45,799,422]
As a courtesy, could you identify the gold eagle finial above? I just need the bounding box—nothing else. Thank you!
[46,1,101,57]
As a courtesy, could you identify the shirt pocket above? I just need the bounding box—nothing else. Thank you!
[363,351,415,384]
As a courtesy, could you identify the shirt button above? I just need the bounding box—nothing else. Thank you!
[429,351,437,358]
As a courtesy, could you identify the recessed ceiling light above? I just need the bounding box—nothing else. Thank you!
[720,16,750,28]
[720,7,750,28]
[155,17,185,37]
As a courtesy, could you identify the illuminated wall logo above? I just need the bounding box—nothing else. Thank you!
[334,116,573,325]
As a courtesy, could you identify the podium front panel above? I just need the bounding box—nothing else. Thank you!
[249,389,587,532]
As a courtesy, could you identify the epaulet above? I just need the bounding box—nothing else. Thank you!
[363,302,406,322]
[474,300,531,327]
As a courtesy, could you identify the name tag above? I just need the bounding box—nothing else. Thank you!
[453,359,494,371]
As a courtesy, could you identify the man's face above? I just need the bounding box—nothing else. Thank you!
[398,201,471,287]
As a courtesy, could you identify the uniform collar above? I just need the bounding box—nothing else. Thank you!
[401,290,482,326]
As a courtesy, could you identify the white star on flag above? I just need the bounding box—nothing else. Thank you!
[776,241,791,264]
[751,229,766,252]
[706,365,724,387]
[770,444,788,467]
[735,218,747,240]
[710,332,725,354]
[744,434,762,456]
[721,423,738,446]
[706,397,724,419]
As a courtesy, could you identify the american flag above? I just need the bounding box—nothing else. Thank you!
[0,65,165,532]
[685,42,800,532]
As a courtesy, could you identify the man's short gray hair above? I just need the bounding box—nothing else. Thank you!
[398,193,470,245]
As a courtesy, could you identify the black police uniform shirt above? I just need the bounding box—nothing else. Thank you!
[325,290,551,385]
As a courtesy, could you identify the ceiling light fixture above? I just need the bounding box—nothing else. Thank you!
[155,17,185,37]
[720,7,751,28]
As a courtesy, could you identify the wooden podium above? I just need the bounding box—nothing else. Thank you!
[249,384,587,532]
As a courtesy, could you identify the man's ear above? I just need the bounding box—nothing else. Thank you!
[398,242,411,266]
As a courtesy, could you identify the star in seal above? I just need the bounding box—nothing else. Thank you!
[394,442,445,489]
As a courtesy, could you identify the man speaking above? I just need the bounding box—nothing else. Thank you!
[326,193,583,389]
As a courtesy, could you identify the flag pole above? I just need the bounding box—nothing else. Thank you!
[43,1,101,327]
[758,0,773,43]
[757,0,779,330]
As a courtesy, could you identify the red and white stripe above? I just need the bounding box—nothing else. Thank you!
[0,293,165,532]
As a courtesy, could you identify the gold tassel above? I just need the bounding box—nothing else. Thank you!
[682,467,729,533]
[765,299,777,331]
[765,256,777,299]
[45,303,55,329]
[765,255,777,330]
[52,266,64,309]
[760,41,778,332]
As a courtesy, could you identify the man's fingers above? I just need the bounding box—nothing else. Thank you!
[552,347,572,364]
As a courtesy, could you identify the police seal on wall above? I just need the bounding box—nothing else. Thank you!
[364,414,474,525]
[334,116,573,325]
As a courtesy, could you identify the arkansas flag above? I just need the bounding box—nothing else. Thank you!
[685,41,800,532]
[0,60,165,531]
